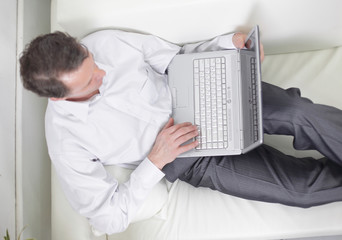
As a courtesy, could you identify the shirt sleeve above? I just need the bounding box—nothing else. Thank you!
[137,33,181,74]
[180,33,236,54]
[51,153,164,234]
[82,30,181,74]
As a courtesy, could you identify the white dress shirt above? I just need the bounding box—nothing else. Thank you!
[45,30,235,234]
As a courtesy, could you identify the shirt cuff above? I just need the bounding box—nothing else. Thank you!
[131,157,165,188]
[217,33,236,49]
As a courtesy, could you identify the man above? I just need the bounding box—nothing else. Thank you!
[20,30,342,234]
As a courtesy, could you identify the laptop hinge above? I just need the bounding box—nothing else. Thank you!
[237,50,243,149]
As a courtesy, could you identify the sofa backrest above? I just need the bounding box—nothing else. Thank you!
[51,0,342,54]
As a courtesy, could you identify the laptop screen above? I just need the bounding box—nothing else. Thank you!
[245,26,260,62]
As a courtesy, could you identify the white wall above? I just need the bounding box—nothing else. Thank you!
[0,0,17,237]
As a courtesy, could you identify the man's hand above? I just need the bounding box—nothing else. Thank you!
[232,32,265,62]
[148,118,199,170]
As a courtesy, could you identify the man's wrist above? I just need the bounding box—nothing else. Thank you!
[147,155,165,170]
[134,158,165,186]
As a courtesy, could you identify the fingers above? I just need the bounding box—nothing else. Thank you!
[233,32,265,62]
[170,123,197,138]
[162,119,198,146]
[232,33,247,49]
[260,43,265,62]
[162,117,174,130]
[160,118,199,142]
[169,123,199,156]
[178,140,199,155]
[163,119,193,135]
[174,125,198,147]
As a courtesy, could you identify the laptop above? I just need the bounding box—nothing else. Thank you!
[167,26,263,157]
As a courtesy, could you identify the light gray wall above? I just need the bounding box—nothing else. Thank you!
[18,0,51,239]
[0,0,51,239]
[0,0,17,237]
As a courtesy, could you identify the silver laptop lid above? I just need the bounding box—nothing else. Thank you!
[240,25,263,153]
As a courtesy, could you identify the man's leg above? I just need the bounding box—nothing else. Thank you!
[163,82,342,207]
[262,82,342,165]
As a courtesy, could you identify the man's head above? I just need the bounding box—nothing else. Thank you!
[20,31,105,101]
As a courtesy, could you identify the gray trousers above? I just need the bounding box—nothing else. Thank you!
[162,82,342,208]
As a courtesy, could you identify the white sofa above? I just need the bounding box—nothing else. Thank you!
[51,0,342,239]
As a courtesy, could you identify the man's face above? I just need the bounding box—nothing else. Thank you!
[57,52,106,101]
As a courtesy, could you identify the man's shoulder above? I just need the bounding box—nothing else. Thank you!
[45,99,89,124]
[81,29,129,44]
[80,29,130,55]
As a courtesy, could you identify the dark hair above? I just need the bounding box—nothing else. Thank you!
[19,31,88,98]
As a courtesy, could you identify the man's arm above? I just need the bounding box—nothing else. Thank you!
[82,30,181,74]
[181,32,264,62]
[180,33,235,54]
[51,152,164,234]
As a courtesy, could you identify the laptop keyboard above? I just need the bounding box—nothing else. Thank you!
[250,57,259,142]
[193,57,229,150]
[193,56,259,150]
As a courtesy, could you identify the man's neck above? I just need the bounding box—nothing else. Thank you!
[66,89,100,102]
